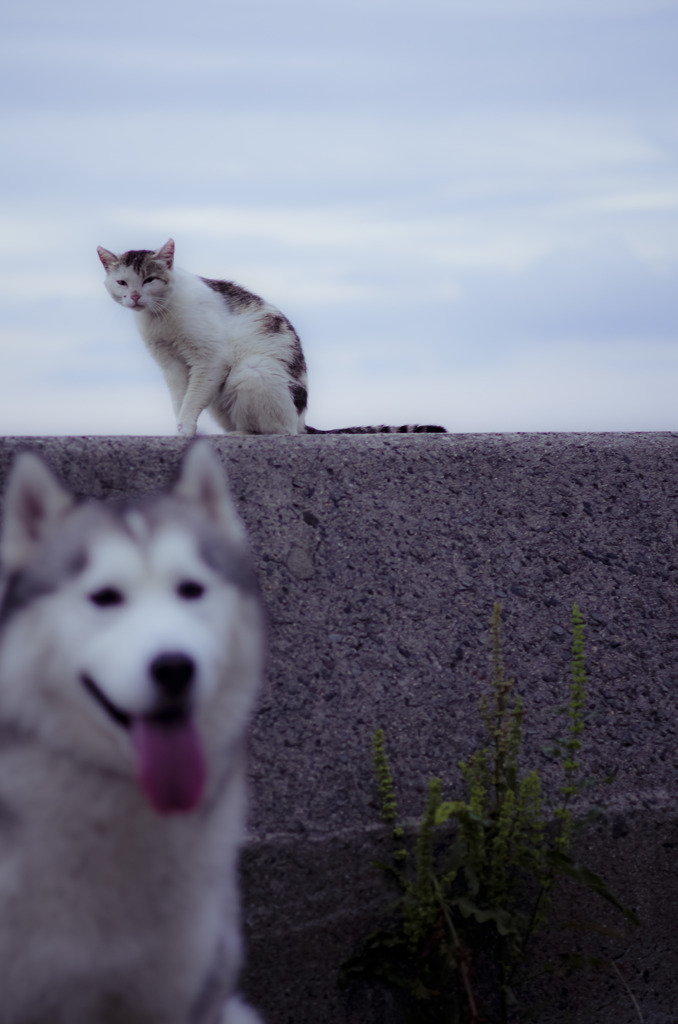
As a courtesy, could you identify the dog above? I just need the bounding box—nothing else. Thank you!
[0,442,264,1024]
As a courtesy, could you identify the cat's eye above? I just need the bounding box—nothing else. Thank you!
[177,581,205,600]
[116,279,128,287]
[143,276,157,284]
[89,587,124,607]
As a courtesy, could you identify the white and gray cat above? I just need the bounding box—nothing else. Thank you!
[97,239,446,436]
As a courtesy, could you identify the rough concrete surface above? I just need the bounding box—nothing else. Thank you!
[1,432,677,1023]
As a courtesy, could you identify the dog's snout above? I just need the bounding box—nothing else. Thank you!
[150,652,195,698]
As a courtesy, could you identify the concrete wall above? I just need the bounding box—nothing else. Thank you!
[1,433,677,1024]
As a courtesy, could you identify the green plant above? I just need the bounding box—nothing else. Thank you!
[341,604,639,1023]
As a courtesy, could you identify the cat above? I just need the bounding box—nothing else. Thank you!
[97,239,446,437]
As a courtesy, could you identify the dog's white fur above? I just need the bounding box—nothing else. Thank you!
[0,443,264,1024]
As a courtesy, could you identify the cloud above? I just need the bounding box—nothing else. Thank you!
[307,339,678,433]
[432,0,677,12]
[0,274,99,299]
[2,334,674,438]
[0,382,177,437]
[448,240,678,347]
[2,109,660,194]
[1,0,676,438]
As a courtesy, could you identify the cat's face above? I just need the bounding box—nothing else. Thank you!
[97,239,175,313]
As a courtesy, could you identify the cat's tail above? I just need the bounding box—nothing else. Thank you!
[305,424,447,434]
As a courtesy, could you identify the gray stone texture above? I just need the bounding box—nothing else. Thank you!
[1,432,677,1023]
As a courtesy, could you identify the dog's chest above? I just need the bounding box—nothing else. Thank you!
[0,755,231,1023]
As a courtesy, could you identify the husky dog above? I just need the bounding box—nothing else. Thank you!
[0,443,264,1024]
[97,238,446,437]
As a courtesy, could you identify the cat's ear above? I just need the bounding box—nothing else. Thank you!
[97,246,118,271]
[155,239,175,269]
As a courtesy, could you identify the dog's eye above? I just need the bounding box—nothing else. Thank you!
[177,581,205,600]
[89,587,124,607]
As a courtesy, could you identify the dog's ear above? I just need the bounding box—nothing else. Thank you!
[173,442,247,546]
[1,452,75,571]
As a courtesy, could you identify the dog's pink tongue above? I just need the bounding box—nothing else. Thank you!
[131,718,206,815]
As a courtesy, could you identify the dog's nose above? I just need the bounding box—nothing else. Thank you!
[150,652,195,698]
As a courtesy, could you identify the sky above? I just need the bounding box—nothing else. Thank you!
[1,0,677,435]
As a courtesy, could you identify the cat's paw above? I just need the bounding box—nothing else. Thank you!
[177,422,197,439]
